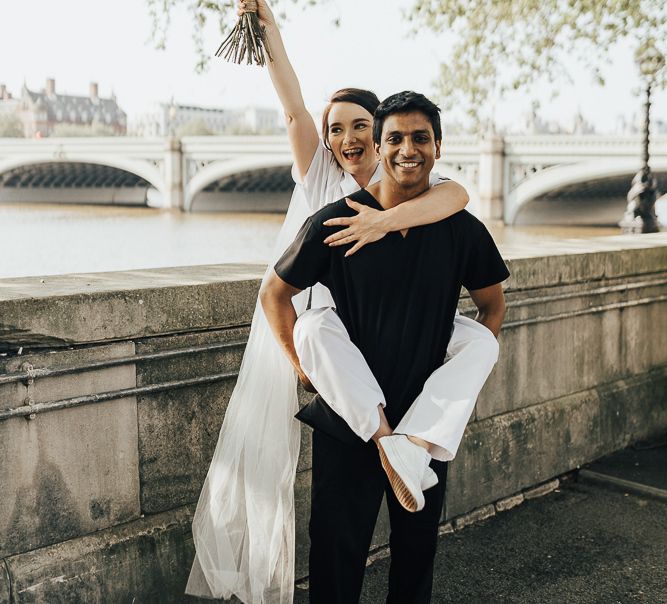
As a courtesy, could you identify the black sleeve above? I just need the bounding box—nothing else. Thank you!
[462,223,510,291]
[274,217,330,290]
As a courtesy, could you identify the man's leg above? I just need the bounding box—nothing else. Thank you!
[309,429,386,604]
[385,460,448,604]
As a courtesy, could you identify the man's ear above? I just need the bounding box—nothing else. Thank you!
[435,140,442,160]
[374,143,381,158]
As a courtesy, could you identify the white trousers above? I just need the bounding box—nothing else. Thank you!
[293,308,499,462]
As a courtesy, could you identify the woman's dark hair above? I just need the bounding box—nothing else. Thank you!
[321,88,381,151]
[372,91,442,144]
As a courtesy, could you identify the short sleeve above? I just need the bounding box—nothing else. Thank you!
[429,171,450,187]
[274,217,330,290]
[462,224,510,291]
[293,140,342,213]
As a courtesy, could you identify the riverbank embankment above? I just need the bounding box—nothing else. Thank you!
[0,234,666,602]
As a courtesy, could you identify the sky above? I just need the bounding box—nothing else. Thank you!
[1,0,666,133]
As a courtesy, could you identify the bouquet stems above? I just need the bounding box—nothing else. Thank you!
[215,1,273,66]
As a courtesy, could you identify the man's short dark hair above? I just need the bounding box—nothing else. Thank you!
[372,91,442,144]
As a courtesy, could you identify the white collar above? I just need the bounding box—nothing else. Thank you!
[340,162,382,196]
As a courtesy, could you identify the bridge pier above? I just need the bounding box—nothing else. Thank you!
[477,135,505,221]
[163,138,184,210]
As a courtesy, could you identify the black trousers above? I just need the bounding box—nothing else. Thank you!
[308,429,448,604]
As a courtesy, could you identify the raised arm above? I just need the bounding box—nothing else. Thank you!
[468,283,506,337]
[323,180,469,256]
[243,0,319,179]
[259,270,314,389]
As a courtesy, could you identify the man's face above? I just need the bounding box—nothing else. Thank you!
[375,111,441,190]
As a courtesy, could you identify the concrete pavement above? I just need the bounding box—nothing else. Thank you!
[295,442,667,604]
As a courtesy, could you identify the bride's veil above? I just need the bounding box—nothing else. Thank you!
[185,182,312,603]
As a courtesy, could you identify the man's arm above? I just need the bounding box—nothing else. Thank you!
[468,283,506,337]
[259,269,313,388]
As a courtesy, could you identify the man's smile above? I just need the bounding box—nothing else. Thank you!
[395,160,423,169]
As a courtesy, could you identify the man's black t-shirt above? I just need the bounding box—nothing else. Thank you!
[275,188,510,429]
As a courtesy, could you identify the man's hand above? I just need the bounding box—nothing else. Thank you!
[322,199,390,257]
[297,371,318,394]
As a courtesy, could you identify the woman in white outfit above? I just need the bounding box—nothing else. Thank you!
[185,1,500,602]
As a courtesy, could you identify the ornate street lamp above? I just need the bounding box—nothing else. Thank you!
[620,38,665,234]
[168,100,178,138]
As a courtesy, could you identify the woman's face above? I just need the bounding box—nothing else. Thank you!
[326,102,377,177]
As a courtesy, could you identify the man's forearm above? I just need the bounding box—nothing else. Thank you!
[259,284,302,375]
[469,283,506,338]
[474,308,505,338]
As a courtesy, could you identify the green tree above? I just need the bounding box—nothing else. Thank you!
[176,117,214,136]
[149,1,665,132]
[146,0,329,73]
[51,122,118,137]
[0,113,24,137]
[407,0,667,130]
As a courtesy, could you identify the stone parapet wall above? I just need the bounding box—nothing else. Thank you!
[1,234,666,602]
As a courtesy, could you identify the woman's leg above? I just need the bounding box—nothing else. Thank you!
[394,314,499,462]
[294,309,498,508]
[294,307,387,442]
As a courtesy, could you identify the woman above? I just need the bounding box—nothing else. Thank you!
[186,2,497,602]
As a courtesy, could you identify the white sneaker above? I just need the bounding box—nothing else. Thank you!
[377,434,432,512]
[422,467,438,491]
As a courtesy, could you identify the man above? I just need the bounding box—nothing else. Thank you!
[260,91,509,603]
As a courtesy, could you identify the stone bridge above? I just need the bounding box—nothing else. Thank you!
[0,135,666,223]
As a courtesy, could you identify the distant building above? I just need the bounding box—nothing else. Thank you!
[240,106,282,134]
[0,79,127,137]
[504,102,597,135]
[128,102,284,137]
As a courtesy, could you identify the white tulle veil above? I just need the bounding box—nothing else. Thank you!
[185,182,312,603]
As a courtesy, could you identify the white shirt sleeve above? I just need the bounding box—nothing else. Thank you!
[291,139,342,213]
[429,171,451,187]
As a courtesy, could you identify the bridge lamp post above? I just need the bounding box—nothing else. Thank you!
[620,38,665,234]
[168,102,178,138]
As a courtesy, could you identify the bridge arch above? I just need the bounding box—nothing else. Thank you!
[506,158,667,224]
[185,156,293,211]
[0,155,164,200]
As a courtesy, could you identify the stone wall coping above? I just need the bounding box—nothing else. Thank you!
[0,235,665,351]
[1,234,665,301]
[0,263,266,302]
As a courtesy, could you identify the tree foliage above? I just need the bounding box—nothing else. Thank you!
[176,117,214,136]
[0,113,24,138]
[146,0,328,73]
[407,0,667,130]
[148,0,666,132]
[51,122,119,137]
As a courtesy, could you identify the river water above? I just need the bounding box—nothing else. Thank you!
[0,202,625,279]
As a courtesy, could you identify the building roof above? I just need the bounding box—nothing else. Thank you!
[22,83,126,126]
